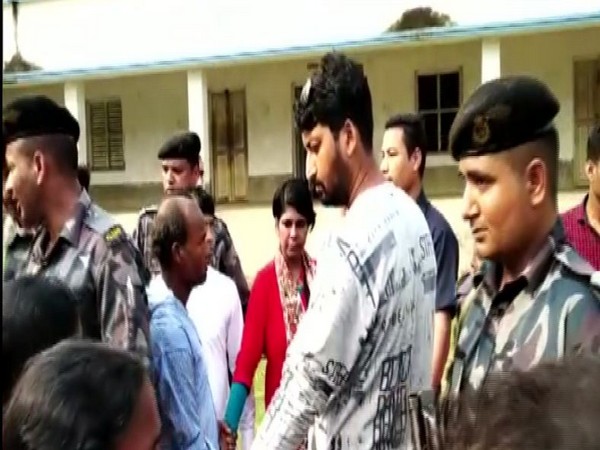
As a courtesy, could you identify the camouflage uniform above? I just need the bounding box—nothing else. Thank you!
[6,190,151,365]
[442,222,600,396]
[133,206,250,313]
[441,73,600,396]
[3,215,35,279]
[132,205,161,277]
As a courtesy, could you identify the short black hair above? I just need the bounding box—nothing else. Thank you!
[272,177,316,229]
[2,276,79,406]
[536,126,559,201]
[22,134,79,176]
[189,187,216,216]
[587,125,600,162]
[440,356,600,450]
[151,195,193,269]
[384,113,428,177]
[77,164,90,191]
[294,52,374,152]
[2,339,147,450]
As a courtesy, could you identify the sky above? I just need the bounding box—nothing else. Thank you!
[3,0,600,70]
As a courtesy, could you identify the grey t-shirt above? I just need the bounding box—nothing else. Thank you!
[253,182,436,450]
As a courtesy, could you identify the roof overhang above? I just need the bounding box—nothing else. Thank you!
[3,11,600,88]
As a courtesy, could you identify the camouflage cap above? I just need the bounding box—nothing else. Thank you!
[448,76,560,160]
[2,95,80,148]
[157,131,201,163]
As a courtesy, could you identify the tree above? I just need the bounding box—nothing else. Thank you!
[4,0,41,73]
[386,7,453,32]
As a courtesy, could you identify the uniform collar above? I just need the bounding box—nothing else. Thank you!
[416,189,430,214]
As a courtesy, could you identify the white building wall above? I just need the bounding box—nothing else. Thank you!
[3,27,599,186]
[502,27,600,161]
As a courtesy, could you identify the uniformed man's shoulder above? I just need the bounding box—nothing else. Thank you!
[549,244,600,299]
[82,203,132,251]
[137,205,158,220]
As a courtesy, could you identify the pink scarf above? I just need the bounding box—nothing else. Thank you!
[274,250,316,344]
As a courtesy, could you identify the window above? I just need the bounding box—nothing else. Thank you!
[87,98,125,171]
[416,71,461,152]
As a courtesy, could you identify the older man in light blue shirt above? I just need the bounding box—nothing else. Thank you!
[147,194,220,450]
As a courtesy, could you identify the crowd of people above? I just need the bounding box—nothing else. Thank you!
[2,51,599,450]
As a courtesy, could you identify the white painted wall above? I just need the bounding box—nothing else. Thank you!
[3,27,599,186]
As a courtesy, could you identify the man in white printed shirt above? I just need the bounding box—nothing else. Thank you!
[252,52,436,450]
[187,189,255,450]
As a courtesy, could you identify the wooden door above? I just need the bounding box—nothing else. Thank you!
[210,90,248,203]
[292,85,306,179]
[573,57,600,186]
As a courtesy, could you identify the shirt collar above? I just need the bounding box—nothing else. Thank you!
[416,189,430,214]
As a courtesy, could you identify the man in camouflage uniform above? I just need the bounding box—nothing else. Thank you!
[133,132,250,313]
[2,95,150,364]
[442,76,600,397]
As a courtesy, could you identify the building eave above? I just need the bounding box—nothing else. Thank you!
[3,11,600,87]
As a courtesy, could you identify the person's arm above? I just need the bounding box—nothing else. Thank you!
[225,281,256,449]
[224,269,270,432]
[252,238,373,450]
[153,326,218,450]
[431,228,459,390]
[96,225,150,367]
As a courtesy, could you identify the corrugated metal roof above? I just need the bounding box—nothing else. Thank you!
[3,11,600,86]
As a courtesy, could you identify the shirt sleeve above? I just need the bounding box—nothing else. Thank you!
[153,330,216,450]
[252,237,374,450]
[233,269,269,389]
[226,281,256,448]
[96,228,151,367]
[432,226,459,314]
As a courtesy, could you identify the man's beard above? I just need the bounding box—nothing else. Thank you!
[308,163,349,207]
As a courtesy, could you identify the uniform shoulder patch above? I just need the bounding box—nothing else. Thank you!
[103,224,126,245]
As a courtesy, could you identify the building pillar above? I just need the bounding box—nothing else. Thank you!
[63,81,88,166]
[481,37,501,83]
[186,69,211,189]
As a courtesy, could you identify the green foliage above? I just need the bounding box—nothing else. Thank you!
[387,7,453,32]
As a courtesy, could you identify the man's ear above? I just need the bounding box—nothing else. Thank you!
[411,147,423,174]
[342,119,359,159]
[584,160,596,184]
[524,157,547,207]
[32,150,46,185]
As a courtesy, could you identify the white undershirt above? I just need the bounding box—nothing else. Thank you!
[187,266,256,449]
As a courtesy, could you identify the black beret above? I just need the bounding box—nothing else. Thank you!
[157,132,201,161]
[3,95,80,147]
[449,76,560,160]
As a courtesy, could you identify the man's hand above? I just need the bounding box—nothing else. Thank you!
[219,420,237,450]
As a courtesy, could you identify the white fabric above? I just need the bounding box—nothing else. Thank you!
[253,182,436,450]
[187,267,256,450]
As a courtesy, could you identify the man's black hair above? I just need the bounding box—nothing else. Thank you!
[587,125,600,163]
[77,164,90,191]
[2,339,147,450]
[439,356,600,450]
[384,113,428,177]
[294,52,374,152]
[2,276,79,407]
[189,186,216,217]
[22,134,79,177]
[272,177,316,229]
